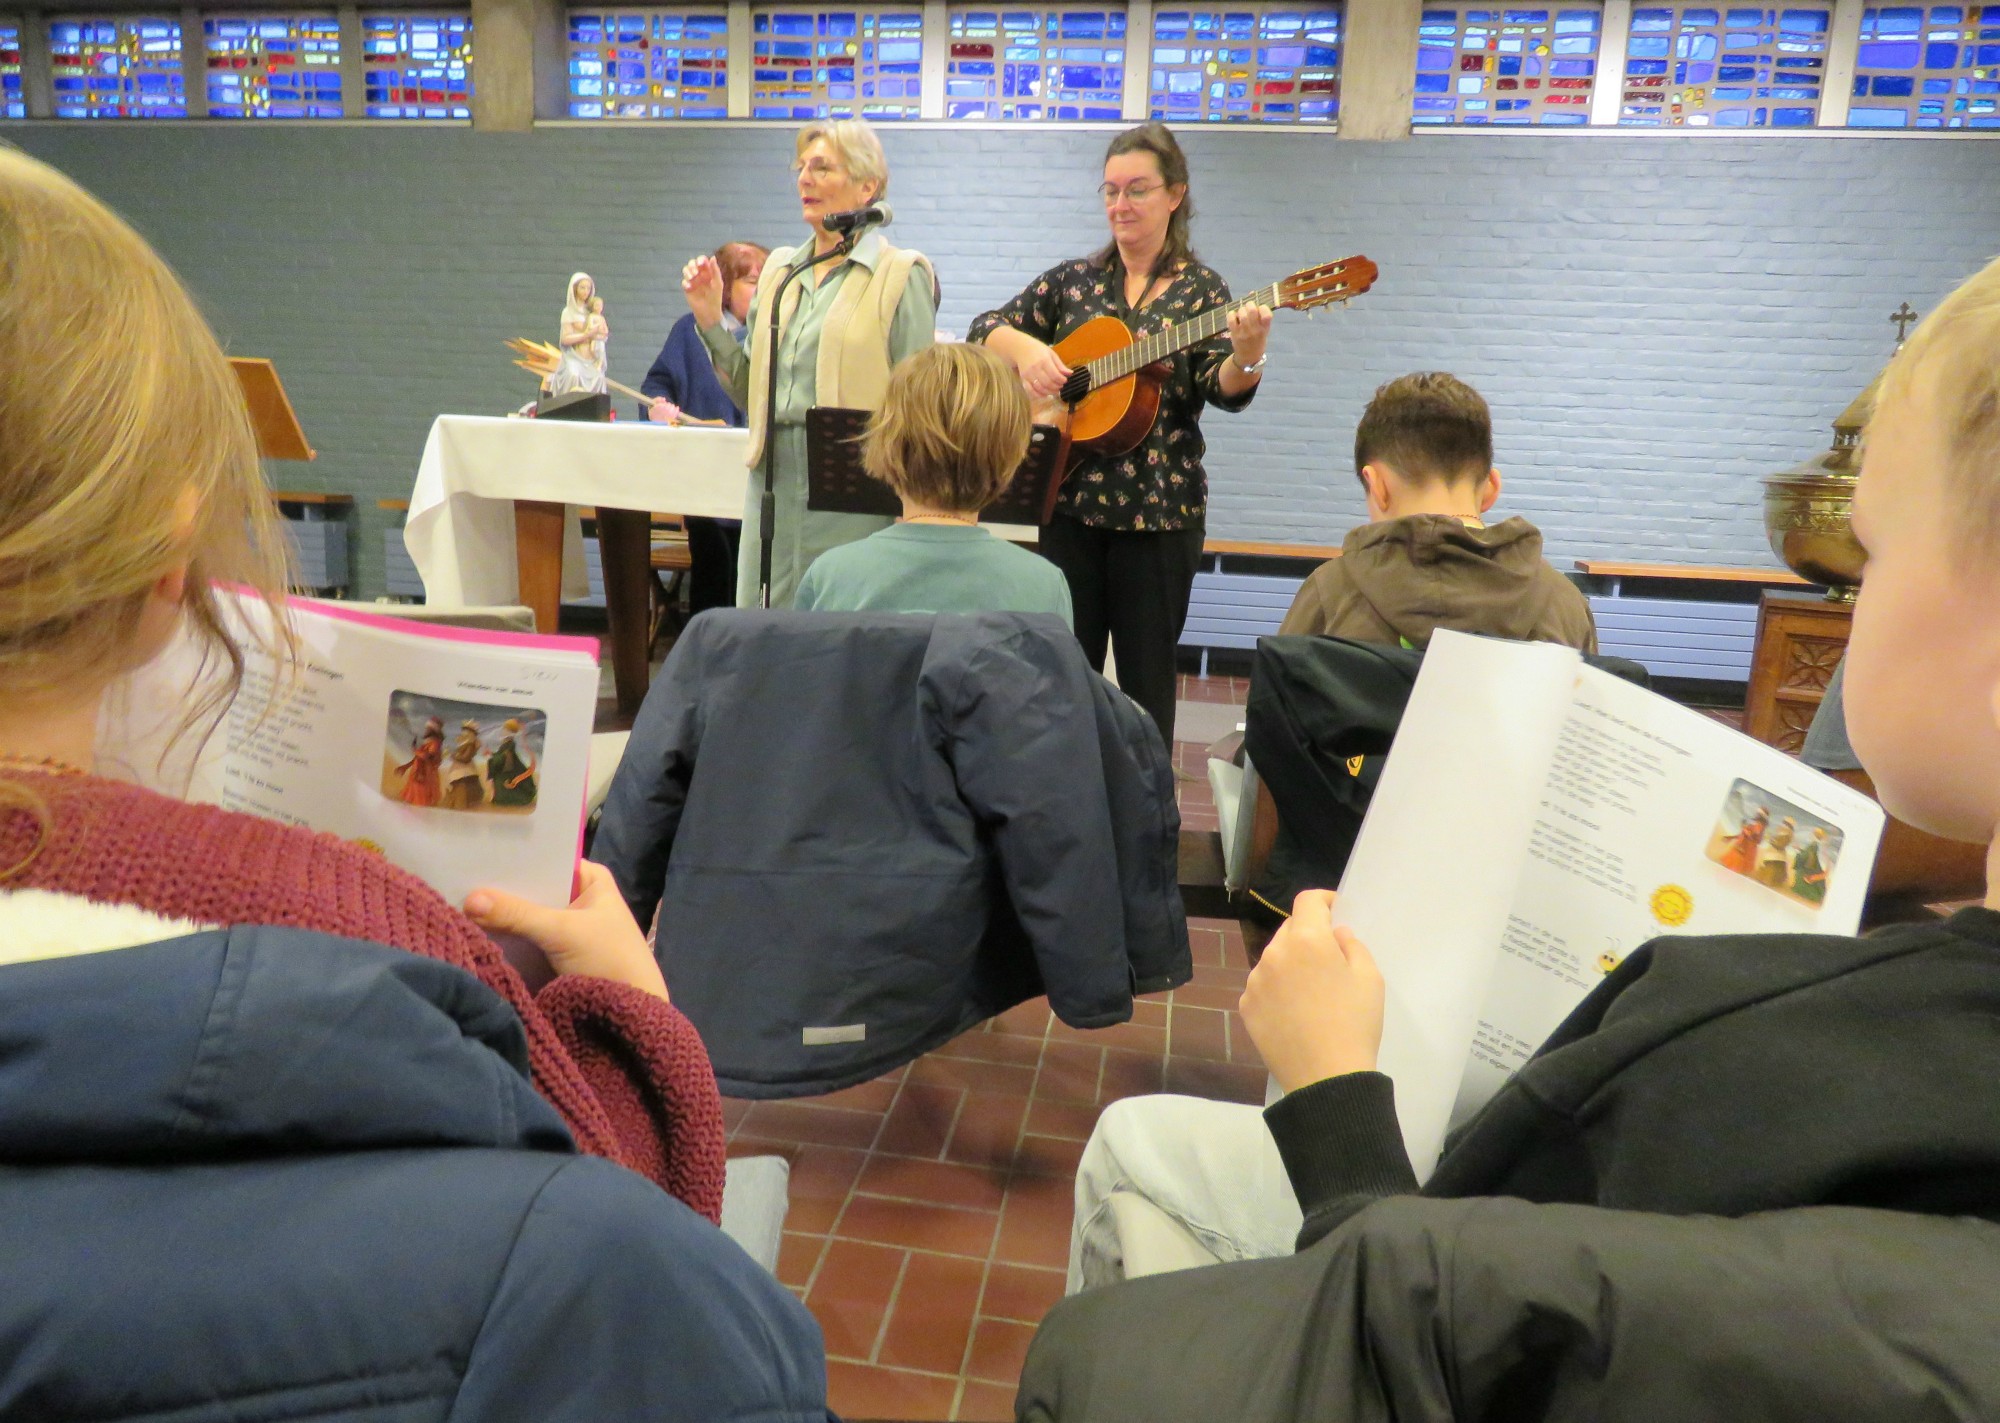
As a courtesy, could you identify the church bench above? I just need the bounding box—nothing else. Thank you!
[1585,596,1763,681]
[269,490,352,597]
[1179,540,1337,676]
[376,499,426,600]
[1573,560,1808,684]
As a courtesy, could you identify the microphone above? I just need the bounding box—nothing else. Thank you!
[822,202,892,235]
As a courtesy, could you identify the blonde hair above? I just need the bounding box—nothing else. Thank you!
[863,343,1031,513]
[0,147,293,863]
[794,119,889,200]
[1878,253,2000,553]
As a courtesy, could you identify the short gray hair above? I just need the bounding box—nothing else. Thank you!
[794,118,889,199]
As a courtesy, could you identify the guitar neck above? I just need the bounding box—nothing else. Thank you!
[1086,282,1282,387]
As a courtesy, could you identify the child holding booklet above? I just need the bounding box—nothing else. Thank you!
[0,150,830,1416]
[794,342,1073,626]
[1026,260,2000,1419]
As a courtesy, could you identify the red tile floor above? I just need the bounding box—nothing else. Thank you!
[725,672,1260,1422]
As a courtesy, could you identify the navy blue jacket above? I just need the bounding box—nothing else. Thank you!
[592,611,1190,1097]
[0,928,831,1421]
[643,312,745,425]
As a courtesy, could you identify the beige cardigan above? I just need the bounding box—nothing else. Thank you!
[742,239,937,468]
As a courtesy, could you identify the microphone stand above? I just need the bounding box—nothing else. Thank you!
[757,230,857,608]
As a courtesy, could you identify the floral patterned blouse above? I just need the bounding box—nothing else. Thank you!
[968,254,1256,533]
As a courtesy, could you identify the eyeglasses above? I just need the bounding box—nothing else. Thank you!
[796,158,846,180]
[1098,182,1164,204]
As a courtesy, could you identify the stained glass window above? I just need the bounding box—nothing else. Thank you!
[946,7,1125,119]
[751,7,923,119]
[362,11,471,117]
[49,16,187,116]
[1619,6,1827,125]
[1148,5,1340,122]
[204,14,343,117]
[2,19,22,117]
[568,10,728,117]
[1414,6,1598,124]
[1850,4,1998,127]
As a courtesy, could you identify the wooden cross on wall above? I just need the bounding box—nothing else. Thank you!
[1891,302,1919,347]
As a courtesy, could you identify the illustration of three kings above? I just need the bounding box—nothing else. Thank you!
[396,717,537,811]
[1717,804,1831,904]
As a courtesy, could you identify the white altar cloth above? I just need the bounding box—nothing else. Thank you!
[404,415,751,605]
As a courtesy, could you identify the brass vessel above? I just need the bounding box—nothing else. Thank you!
[1762,376,1873,602]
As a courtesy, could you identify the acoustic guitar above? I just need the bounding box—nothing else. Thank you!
[1036,254,1379,466]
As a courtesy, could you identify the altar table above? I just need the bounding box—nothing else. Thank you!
[405,415,750,714]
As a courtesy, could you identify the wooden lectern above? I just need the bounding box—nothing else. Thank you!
[230,358,315,462]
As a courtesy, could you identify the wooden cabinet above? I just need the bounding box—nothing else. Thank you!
[1744,591,1854,753]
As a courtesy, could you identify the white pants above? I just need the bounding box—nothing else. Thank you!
[1067,1094,1302,1293]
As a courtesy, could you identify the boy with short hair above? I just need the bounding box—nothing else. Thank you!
[1279,372,1595,652]
[1027,261,2000,1420]
[795,342,1073,625]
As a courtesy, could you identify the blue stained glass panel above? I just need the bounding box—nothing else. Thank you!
[1,20,22,117]
[1852,3,1995,125]
[204,13,344,118]
[49,14,188,115]
[1147,1,1340,121]
[754,7,922,117]
[953,3,1130,118]
[1622,3,1825,122]
[1416,1,1597,122]
[362,12,471,117]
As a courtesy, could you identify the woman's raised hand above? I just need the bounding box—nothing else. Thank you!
[682,255,725,330]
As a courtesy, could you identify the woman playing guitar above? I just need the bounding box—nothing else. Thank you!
[971,123,1271,749]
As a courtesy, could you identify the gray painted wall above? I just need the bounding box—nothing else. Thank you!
[9,124,1999,597]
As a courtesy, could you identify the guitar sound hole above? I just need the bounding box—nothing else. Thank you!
[1060,371,1091,405]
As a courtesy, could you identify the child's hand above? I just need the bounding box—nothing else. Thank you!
[465,862,668,1003]
[1239,889,1385,1094]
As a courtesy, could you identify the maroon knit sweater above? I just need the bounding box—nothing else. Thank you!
[0,771,726,1223]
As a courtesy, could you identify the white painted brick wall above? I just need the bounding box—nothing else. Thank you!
[13,126,2000,596]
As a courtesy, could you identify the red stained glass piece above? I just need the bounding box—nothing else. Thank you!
[1524,77,1540,87]
[1496,76,1519,88]
[1459,53,1485,70]
[951,41,994,57]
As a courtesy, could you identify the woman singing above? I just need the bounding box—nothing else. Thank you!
[682,120,937,609]
[971,123,1269,746]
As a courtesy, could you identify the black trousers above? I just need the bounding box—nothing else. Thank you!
[1040,512,1205,747]
[685,517,741,616]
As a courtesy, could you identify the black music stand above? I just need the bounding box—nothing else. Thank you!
[804,407,1069,527]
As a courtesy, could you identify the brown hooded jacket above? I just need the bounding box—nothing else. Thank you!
[1278,514,1596,652]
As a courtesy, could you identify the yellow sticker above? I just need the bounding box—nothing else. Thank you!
[1345,755,1365,777]
[1650,884,1694,927]
[351,838,387,858]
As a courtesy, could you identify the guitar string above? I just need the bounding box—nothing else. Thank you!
[1076,273,1357,390]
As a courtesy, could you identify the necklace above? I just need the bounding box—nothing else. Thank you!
[902,513,980,526]
[0,752,88,778]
